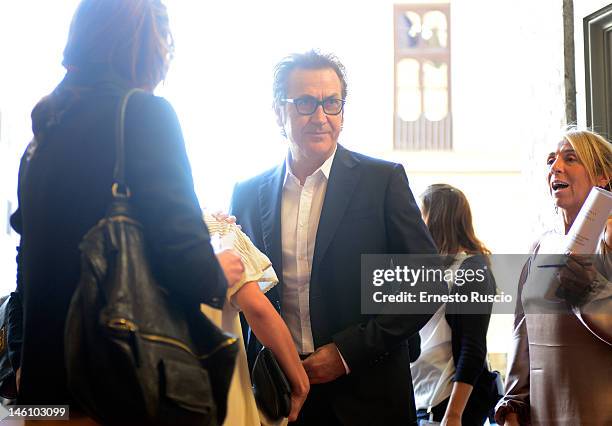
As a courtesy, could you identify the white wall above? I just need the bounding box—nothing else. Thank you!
[385,0,568,356]
[388,0,567,258]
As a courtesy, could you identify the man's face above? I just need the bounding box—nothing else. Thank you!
[276,67,344,166]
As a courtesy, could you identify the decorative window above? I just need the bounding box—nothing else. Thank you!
[394,4,452,150]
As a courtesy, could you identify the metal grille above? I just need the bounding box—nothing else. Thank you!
[395,114,452,151]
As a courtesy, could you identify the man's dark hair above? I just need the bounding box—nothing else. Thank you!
[272,49,348,110]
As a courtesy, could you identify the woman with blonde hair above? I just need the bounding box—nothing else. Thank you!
[496,128,612,425]
[413,184,498,426]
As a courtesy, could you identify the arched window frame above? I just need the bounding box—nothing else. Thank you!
[394,3,452,151]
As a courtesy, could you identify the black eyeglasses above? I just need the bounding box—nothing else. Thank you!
[282,96,346,116]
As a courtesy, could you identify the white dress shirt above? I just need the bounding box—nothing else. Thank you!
[281,147,336,355]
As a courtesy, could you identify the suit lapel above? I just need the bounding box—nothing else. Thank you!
[311,145,360,284]
[258,163,285,304]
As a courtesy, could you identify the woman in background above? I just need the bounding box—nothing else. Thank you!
[496,129,612,425]
[412,184,498,426]
[9,0,242,413]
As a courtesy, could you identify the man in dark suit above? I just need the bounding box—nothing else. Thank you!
[230,50,440,425]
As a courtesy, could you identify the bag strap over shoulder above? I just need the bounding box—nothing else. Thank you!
[112,88,145,199]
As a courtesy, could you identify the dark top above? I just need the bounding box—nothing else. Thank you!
[9,67,227,404]
[230,145,444,425]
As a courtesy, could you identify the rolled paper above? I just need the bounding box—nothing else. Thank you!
[565,187,612,255]
[537,187,612,303]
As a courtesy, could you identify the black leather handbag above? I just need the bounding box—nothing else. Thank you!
[0,293,20,401]
[251,347,291,420]
[64,88,238,425]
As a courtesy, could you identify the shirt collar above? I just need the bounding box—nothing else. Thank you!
[284,145,337,186]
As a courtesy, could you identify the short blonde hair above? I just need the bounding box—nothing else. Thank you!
[63,0,174,89]
[563,128,612,189]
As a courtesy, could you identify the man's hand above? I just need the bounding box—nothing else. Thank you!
[302,343,346,384]
[216,250,244,287]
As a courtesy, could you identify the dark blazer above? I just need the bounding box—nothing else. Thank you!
[10,68,227,405]
[230,144,439,425]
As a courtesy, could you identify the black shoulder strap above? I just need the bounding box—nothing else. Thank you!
[112,88,145,198]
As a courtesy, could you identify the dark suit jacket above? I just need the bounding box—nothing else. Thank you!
[230,144,439,425]
[10,68,227,405]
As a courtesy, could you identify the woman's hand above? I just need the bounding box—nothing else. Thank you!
[440,381,472,426]
[288,370,310,422]
[15,367,21,394]
[215,250,244,287]
[558,253,597,305]
[211,211,241,229]
[234,282,310,422]
[502,412,521,426]
[441,412,461,426]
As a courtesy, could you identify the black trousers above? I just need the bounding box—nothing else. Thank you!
[289,383,342,426]
[293,353,419,426]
